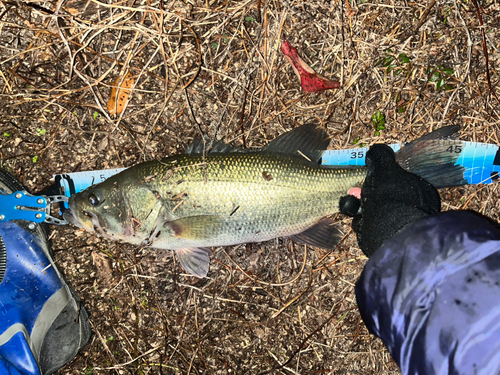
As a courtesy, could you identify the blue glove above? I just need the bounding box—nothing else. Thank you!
[0,170,91,375]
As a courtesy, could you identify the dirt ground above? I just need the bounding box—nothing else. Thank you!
[1,0,500,374]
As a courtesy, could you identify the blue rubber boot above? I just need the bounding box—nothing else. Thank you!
[0,170,91,375]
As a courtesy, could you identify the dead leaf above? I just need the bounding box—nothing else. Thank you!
[97,136,108,151]
[63,0,98,17]
[91,251,113,283]
[281,39,340,93]
[107,71,134,115]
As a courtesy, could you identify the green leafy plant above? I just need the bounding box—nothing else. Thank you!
[352,137,367,147]
[93,111,99,120]
[371,110,386,136]
[441,6,451,24]
[36,128,46,136]
[378,50,411,75]
[245,16,255,22]
[394,93,406,114]
[32,155,39,163]
[429,65,454,90]
[3,132,10,137]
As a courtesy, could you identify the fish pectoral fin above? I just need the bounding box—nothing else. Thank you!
[164,215,225,240]
[175,247,212,278]
[290,218,342,249]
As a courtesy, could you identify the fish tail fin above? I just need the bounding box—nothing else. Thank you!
[395,126,467,188]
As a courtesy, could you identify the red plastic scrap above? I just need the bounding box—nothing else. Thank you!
[281,39,340,93]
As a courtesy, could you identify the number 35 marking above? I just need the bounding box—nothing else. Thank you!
[350,151,365,159]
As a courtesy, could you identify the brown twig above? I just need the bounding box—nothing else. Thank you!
[236,78,252,148]
[271,265,312,318]
[413,0,437,33]
[470,0,500,106]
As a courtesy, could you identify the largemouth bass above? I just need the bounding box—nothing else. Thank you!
[64,125,465,277]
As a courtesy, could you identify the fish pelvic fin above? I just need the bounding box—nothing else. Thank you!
[175,247,213,278]
[262,124,330,162]
[290,218,342,249]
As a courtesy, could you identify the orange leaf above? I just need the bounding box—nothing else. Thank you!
[107,71,134,115]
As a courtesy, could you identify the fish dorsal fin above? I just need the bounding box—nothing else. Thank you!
[185,137,244,155]
[210,141,244,153]
[184,136,205,154]
[185,124,330,159]
[261,124,330,162]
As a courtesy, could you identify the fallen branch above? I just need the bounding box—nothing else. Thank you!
[470,0,500,106]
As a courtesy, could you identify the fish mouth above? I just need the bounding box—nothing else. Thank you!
[63,208,90,230]
[64,208,112,239]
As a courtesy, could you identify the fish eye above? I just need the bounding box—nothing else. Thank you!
[88,193,101,206]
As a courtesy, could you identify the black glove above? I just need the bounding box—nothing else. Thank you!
[339,144,441,257]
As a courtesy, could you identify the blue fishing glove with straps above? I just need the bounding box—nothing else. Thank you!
[0,170,91,375]
[339,144,441,257]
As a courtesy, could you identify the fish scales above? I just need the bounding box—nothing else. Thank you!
[124,152,366,249]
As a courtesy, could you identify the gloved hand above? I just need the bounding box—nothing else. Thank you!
[339,144,441,257]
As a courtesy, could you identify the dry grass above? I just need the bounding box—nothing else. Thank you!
[1,0,499,374]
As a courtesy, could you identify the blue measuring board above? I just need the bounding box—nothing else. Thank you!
[321,144,402,166]
[54,141,500,199]
[321,141,500,185]
[55,168,125,198]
